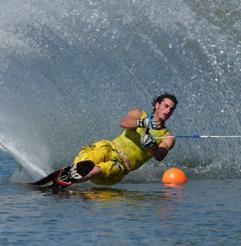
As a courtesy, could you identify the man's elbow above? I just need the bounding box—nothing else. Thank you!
[154,148,168,161]
[154,155,166,162]
[119,122,127,129]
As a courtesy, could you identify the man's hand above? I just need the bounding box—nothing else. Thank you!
[137,117,161,129]
[141,133,157,149]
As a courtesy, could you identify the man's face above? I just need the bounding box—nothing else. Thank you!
[154,98,176,122]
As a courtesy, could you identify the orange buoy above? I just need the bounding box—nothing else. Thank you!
[162,167,187,184]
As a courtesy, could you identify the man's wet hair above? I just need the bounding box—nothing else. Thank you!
[152,93,178,112]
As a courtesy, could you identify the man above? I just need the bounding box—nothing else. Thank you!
[69,93,178,186]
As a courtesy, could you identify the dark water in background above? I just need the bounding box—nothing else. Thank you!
[0,0,241,244]
[1,150,241,246]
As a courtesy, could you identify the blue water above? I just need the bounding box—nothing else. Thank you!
[1,150,241,245]
[0,0,241,245]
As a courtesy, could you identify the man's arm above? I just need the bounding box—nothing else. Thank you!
[149,135,175,161]
[120,108,142,129]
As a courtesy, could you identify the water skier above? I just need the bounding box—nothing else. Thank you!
[67,93,178,186]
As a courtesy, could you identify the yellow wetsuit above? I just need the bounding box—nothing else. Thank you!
[73,111,171,185]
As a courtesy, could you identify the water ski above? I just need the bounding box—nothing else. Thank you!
[32,161,95,189]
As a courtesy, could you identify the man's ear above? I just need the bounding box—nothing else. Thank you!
[155,102,160,110]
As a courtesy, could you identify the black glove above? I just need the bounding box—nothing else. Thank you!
[141,133,157,149]
[137,117,161,129]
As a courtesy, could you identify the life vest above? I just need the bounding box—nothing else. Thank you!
[112,111,170,170]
